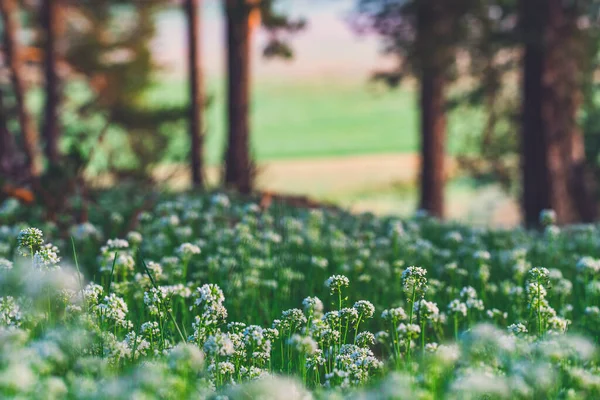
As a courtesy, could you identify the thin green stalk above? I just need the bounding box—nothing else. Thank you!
[406,286,416,363]
[140,253,186,343]
[454,315,459,342]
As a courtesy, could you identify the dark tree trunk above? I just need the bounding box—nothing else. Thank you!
[41,0,61,166]
[185,0,205,188]
[419,69,446,218]
[0,0,43,177]
[224,0,252,194]
[520,0,596,227]
[416,0,450,218]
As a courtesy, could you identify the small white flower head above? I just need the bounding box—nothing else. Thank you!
[125,231,143,246]
[355,331,376,348]
[204,332,235,356]
[227,321,247,333]
[217,361,235,375]
[585,306,600,317]
[17,227,44,256]
[339,307,359,324]
[473,250,491,262]
[110,212,124,225]
[576,257,600,275]
[322,311,340,329]
[140,321,160,338]
[0,296,22,327]
[539,209,557,226]
[325,275,349,294]
[458,287,484,311]
[302,296,324,316]
[0,257,13,271]
[544,225,561,238]
[425,342,439,353]
[167,343,205,373]
[547,316,570,334]
[486,308,507,321]
[381,307,407,322]
[281,308,308,329]
[211,193,231,208]
[289,334,319,355]
[137,211,153,224]
[96,293,131,329]
[353,300,375,319]
[195,283,225,306]
[101,239,129,253]
[528,267,550,285]
[70,222,102,241]
[507,323,528,336]
[33,243,61,271]
[397,323,421,339]
[444,231,463,244]
[401,266,428,295]
[414,300,439,320]
[448,299,468,317]
[311,256,328,269]
[177,243,201,260]
[143,287,169,316]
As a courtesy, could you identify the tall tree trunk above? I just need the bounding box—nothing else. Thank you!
[416,0,449,218]
[0,0,43,177]
[521,0,595,227]
[41,0,61,166]
[185,0,205,188]
[419,69,446,218]
[224,0,252,194]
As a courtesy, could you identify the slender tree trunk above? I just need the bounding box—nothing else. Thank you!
[185,0,205,188]
[41,0,61,166]
[521,0,595,227]
[0,0,43,177]
[419,69,446,218]
[224,0,252,194]
[416,0,449,218]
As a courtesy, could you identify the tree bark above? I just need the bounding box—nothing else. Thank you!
[41,0,61,166]
[224,0,253,194]
[419,69,446,218]
[185,0,205,188]
[416,0,450,218]
[520,0,596,227]
[0,0,43,177]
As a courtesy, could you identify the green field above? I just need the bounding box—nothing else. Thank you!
[148,78,483,165]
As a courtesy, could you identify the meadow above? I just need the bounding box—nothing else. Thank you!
[0,192,598,399]
[146,78,481,165]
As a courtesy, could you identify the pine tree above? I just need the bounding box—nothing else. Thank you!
[352,0,473,218]
[41,0,62,166]
[520,0,597,226]
[185,0,205,188]
[223,0,304,193]
[0,0,43,178]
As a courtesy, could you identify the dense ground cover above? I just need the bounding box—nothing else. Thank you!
[0,193,598,399]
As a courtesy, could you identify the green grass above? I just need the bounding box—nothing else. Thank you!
[148,77,483,165]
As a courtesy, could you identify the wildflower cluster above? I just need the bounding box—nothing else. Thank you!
[0,201,599,398]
